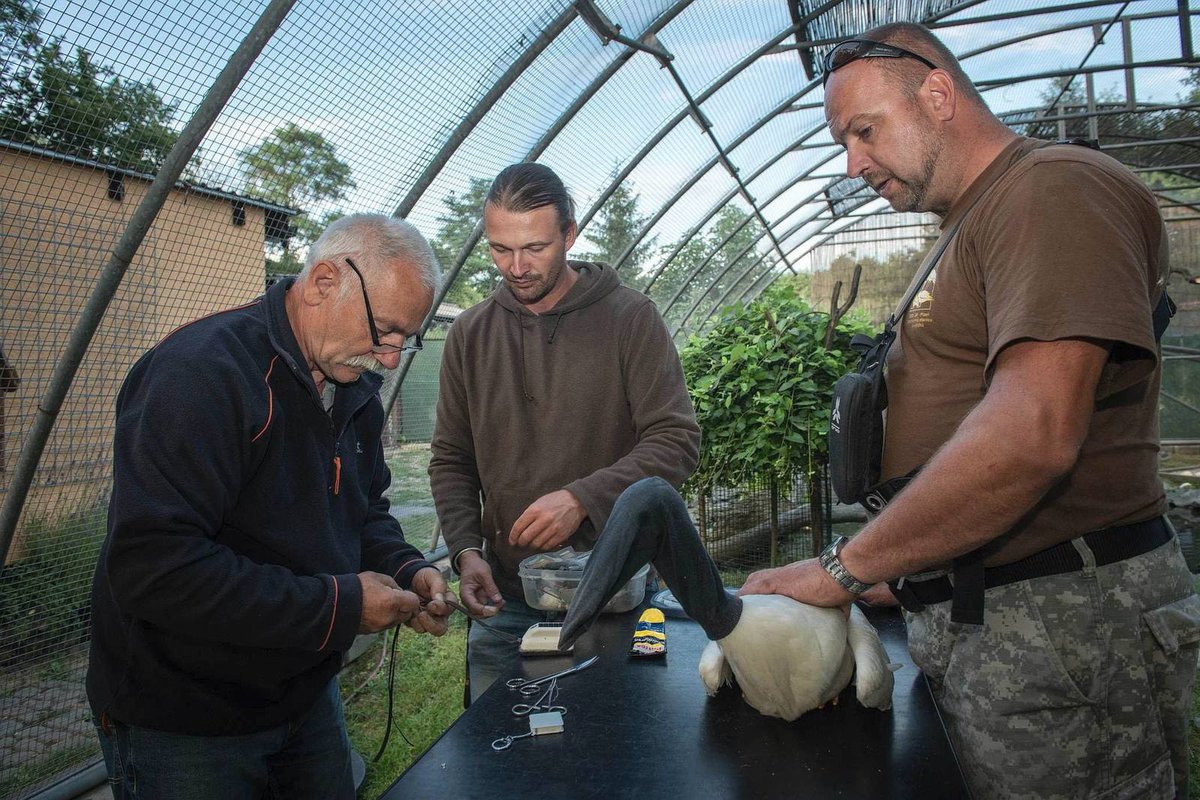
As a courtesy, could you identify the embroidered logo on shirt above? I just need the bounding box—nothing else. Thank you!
[909,285,935,329]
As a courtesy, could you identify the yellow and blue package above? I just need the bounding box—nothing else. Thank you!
[629,608,666,656]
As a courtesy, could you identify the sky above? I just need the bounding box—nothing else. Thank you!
[18,0,1200,275]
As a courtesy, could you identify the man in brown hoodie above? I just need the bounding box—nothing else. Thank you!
[429,163,700,701]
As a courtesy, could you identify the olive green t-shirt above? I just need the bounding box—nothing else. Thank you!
[882,137,1168,566]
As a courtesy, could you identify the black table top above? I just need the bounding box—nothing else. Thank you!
[381,605,968,800]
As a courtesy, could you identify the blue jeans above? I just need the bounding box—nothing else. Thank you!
[93,678,353,800]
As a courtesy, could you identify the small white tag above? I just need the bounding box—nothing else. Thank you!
[528,711,564,736]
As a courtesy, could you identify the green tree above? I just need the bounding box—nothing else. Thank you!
[680,286,873,492]
[584,175,656,277]
[650,234,709,309]
[240,123,355,273]
[430,178,494,308]
[652,207,766,333]
[1185,67,1200,103]
[1,0,41,84]
[0,0,179,171]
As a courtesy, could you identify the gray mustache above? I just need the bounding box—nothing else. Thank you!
[342,355,385,372]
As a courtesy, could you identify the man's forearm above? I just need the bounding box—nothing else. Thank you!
[839,406,1066,584]
[839,338,1108,585]
[428,454,485,558]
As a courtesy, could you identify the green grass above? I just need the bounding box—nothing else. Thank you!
[385,444,435,507]
[0,508,106,668]
[0,743,97,797]
[341,588,468,798]
[384,444,438,553]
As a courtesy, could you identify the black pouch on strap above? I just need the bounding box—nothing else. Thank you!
[829,332,891,505]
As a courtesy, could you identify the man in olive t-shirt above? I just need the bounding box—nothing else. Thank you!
[741,22,1199,800]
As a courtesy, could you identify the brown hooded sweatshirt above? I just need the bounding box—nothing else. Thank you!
[429,261,700,598]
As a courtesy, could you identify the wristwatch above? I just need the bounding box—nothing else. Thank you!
[818,536,871,595]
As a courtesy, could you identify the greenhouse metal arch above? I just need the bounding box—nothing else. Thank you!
[1,0,1198,796]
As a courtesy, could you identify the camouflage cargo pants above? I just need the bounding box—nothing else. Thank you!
[905,534,1200,800]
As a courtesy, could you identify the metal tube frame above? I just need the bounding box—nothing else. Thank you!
[684,52,1200,324]
[612,84,825,272]
[662,167,844,323]
[381,0,696,413]
[390,6,579,219]
[641,125,828,294]
[0,0,300,567]
[667,172,870,334]
[575,0,843,232]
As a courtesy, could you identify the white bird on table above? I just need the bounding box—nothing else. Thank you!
[557,477,896,722]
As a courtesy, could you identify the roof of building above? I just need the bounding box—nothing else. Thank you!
[0,138,301,217]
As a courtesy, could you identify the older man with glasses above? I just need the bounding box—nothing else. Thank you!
[87,213,453,799]
[740,21,1198,800]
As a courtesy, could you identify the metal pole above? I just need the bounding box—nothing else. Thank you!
[380,0,695,417]
[390,5,578,220]
[0,0,299,569]
[1122,19,1136,110]
[1087,24,1100,142]
[1181,0,1195,61]
[575,0,841,232]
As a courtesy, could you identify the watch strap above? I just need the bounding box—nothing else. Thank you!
[819,536,871,595]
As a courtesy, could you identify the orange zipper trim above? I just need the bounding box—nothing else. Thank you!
[332,456,341,495]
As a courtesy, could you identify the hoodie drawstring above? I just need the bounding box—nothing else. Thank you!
[547,313,564,344]
[516,311,534,402]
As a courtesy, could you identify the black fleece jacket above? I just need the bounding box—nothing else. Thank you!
[87,278,432,735]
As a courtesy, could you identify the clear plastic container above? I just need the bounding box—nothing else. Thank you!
[517,547,649,614]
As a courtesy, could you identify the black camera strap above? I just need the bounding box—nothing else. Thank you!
[828,206,978,512]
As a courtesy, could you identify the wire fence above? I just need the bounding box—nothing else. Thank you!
[1,0,1198,796]
[691,468,832,587]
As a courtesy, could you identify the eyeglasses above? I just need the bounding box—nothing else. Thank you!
[343,258,423,354]
[823,39,938,85]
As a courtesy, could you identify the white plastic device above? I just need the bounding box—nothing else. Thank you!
[519,622,573,655]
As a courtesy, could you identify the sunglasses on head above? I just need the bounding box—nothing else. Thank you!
[823,39,938,85]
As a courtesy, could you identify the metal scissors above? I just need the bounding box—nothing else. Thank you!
[506,655,599,695]
[511,678,567,716]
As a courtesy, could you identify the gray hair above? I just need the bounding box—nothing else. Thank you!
[302,213,441,298]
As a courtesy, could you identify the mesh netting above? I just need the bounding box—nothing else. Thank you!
[1,0,1199,795]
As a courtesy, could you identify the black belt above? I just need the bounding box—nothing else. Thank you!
[889,516,1172,615]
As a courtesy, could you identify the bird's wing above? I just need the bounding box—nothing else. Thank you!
[698,641,731,695]
[846,604,897,710]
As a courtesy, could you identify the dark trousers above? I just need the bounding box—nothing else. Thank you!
[93,678,354,800]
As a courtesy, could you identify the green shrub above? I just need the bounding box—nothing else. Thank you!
[0,508,106,668]
[680,283,875,492]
